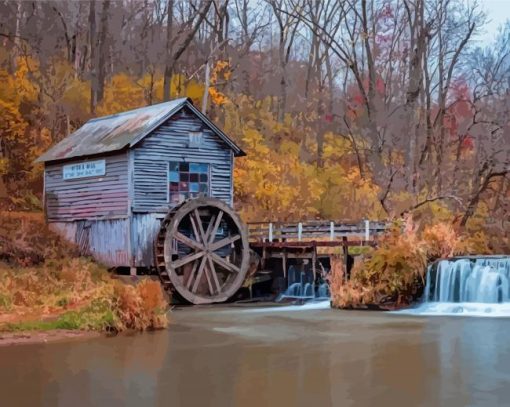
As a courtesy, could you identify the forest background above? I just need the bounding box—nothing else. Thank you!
[0,0,509,251]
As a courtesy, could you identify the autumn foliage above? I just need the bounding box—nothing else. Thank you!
[0,212,168,332]
[331,219,494,309]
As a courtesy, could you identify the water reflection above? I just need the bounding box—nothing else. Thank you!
[2,309,510,406]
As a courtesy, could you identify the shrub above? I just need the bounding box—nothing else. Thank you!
[331,219,497,309]
[422,223,458,260]
[112,280,168,331]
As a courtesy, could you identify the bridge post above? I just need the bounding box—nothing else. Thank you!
[364,220,370,242]
[342,236,349,280]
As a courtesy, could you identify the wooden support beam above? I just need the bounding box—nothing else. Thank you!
[282,249,287,278]
[249,240,376,248]
[312,246,317,281]
[342,236,349,280]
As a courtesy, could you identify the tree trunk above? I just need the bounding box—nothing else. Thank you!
[97,0,110,104]
[163,0,175,101]
[202,57,211,113]
[89,0,97,114]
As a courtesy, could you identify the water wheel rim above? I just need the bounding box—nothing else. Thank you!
[163,198,250,304]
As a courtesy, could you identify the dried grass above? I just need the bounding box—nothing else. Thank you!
[0,211,79,267]
[0,211,169,333]
[112,280,168,331]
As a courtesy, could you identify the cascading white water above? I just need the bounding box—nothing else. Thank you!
[424,257,510,303]
[278,265,330,301]
[395,256,510,317]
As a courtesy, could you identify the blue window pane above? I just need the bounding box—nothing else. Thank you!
[190,183,199,192]
[199,164,208,173]
[199,183,208,193]
[169,171,179,182]
[169,162,179,171]
[190,163,201,172]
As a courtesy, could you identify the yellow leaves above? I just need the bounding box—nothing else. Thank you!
[207,60,231,107]
[0,99,27,142]
[97,73,147,116]
[13,57,39,104]
[235,128,325,221]
[0,158,8,177]
[185,79,205,103]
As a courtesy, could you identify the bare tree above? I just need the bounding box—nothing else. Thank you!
[267,0,300,122]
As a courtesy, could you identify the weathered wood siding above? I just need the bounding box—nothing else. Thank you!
[49,219,130,267]
[131,214,165,267]
[45,152,129,221]
[132,107,234,213]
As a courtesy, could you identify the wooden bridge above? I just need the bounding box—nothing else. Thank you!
[247,220,388,278]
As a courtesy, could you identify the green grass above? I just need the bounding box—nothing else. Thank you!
[1,300,118,332]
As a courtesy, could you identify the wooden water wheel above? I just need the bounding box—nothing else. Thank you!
[155,198,250,304]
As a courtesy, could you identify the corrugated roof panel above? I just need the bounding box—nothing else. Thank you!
[36,97,244,162]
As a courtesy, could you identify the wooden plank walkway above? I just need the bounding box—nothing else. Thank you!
[247,220,388,247]
[247,220,389,279]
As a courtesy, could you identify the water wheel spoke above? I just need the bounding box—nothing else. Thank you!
[207,256,222,294]
[185,259,200,290]
[174,231,204,251]
[173,251,205,269]
[211,252,240,274]
[193,209,207,243]
[203,262,215,295]
[210,234,241,252]
[204,214,217,243]
[192,255,208,294]
[189,212,203,243]
[208,210,224,244]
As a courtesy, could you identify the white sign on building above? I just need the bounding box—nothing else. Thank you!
[63,159,106,180]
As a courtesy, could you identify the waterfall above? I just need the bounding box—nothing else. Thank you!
[393,256,510,317]
[424,257,510,303]
[277,265,330,301]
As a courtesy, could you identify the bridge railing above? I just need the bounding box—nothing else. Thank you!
[247,220,388,243]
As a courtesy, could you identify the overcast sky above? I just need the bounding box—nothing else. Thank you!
[479,0,510,43]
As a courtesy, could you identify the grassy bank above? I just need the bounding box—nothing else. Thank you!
[0,212,168,334]
[330,221,493,310]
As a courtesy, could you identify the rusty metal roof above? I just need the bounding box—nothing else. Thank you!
[37,98,245,163]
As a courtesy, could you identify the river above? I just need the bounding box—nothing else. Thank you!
[1,302,510,406]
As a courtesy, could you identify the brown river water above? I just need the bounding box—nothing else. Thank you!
[1,302,510,407]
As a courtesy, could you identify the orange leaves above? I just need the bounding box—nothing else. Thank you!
[208,60,231,107]
[209,87,228,106]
